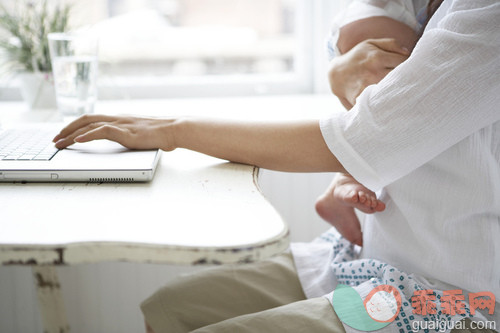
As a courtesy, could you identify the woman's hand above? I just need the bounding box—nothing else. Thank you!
[328,38,410,109]
[53,114,178,151]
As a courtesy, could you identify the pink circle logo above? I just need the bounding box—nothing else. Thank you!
[364,285,402,323]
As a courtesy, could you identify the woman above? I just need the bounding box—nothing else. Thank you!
[54,0,499,331]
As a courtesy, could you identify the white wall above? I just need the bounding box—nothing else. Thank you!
[0,170,334,333]
[259,170,333,242]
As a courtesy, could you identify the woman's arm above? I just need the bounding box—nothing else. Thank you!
[175,118,344,173]
[53,115,346,173]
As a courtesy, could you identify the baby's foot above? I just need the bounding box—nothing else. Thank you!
[315,173,385,246]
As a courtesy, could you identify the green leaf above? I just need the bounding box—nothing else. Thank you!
[0,0,73,73]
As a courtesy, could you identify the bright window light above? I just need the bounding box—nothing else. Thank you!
[0,0,344,99]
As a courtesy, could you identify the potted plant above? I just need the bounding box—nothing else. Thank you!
[0,1,71,109]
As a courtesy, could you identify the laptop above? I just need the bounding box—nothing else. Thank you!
[0,123,161,182]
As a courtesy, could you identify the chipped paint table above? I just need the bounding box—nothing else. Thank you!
[0,148,289,265]
[0,100,296,333]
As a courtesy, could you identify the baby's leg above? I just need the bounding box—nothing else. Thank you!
[315,173,385,246]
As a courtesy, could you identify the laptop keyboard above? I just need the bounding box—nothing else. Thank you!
[0,129,60,161]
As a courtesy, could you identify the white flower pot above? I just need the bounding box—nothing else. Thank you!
[18,72,57,110]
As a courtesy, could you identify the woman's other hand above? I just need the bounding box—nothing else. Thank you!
[328,38,410,109]
[53,114,177,151]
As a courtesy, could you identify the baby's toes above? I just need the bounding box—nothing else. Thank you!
[375,200,386,212]
[345,190,359,204]
[358,191,368,204]
[359,191,377,207]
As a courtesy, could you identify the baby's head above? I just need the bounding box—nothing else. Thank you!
[337,16,419,54]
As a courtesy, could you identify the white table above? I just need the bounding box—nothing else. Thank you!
[0,95,338,333]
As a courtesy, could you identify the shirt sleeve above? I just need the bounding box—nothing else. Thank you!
[320,0,500,191]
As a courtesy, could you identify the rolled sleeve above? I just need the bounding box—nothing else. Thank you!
[320,115,384,190]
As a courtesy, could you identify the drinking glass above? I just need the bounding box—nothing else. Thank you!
[48,32,98,116]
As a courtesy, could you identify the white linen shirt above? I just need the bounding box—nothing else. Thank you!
[292,0,500,327]
[323,0,500,297]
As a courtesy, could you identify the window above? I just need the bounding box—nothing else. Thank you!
[98,0,296,77]
[0,0,345,100]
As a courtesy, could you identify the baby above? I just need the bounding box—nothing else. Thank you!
[316,15,420,246]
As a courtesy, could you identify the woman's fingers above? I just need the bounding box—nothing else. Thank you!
[54,122,107,149]
[55,123,128,150]
[74,125,127,146]
[330,38,411,107]
[53,114,118,143]
[381,51,409,69]
[364,41,409,70]
[367,38,410,56]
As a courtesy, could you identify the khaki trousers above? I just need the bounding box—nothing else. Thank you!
[140,253,346,333]
[140,252,497,333]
